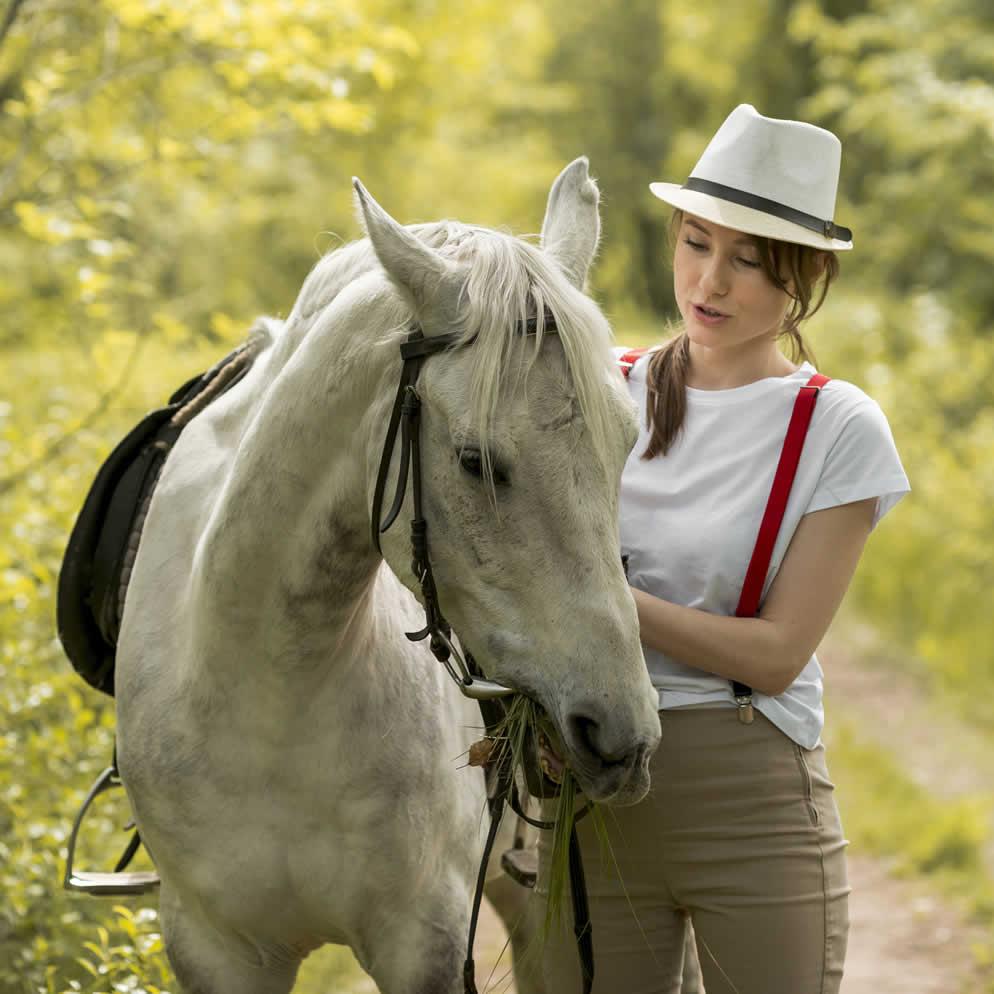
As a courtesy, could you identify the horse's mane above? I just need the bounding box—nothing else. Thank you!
[292,220,621,481]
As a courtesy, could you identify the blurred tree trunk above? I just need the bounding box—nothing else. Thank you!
[542,0,674,317]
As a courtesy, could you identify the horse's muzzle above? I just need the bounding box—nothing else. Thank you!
[562,707,658,805]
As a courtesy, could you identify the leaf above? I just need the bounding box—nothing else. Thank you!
[74,958,99,977]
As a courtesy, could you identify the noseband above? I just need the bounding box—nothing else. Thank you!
[371,316,554,701]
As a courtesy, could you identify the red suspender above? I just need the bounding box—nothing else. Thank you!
[618,347,650,378]
[736,372,830,617]
[732,372,830,721]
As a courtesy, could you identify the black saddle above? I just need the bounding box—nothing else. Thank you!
[57,332,270,695]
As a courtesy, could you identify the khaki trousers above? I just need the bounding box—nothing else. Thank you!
[536,709,850,994]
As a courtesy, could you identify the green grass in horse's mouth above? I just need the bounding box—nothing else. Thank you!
[488,694,611,938]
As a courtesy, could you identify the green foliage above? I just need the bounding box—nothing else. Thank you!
[0,336,221,992]
[778,0,994,717]
[793,0,994,325]
[0,0,420,351]
[807,288,994,724]
[58,905,172,993]
[831,723,991,879]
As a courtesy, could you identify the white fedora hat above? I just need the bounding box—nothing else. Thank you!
[650,104,853,251]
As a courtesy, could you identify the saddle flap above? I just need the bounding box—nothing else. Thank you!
[56,407,178,695]
[56,331,270,697]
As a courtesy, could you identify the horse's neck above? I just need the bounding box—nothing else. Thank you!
[191,282,402,666]
[267,243,380,374]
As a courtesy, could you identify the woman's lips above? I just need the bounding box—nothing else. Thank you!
[692,303,729,325]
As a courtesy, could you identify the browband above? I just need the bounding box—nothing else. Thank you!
[682,177,852,243]
[398,311,557,361]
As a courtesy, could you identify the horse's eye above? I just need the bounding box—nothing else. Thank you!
[459,449,510,486]
[459,450,484,478]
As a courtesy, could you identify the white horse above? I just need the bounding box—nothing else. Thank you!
[114,159,661,994]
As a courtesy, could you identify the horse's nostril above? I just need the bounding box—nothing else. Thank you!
[568,712,627,766]
[569,713,597,757]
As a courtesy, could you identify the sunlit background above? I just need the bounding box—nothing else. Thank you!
[2,0,993,991]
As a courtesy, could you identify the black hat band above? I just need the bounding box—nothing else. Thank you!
[682,177,852,243]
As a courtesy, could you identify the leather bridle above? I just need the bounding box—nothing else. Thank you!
[370,319,554,701]
[371,315,596,994]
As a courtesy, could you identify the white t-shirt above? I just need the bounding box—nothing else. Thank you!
[617,351,910,749]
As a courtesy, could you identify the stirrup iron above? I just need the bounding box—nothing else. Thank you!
[500,846,538,888]
[64,766,160,895]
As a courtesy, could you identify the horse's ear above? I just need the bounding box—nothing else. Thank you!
[352,178,460,329]
[540,157,601,289]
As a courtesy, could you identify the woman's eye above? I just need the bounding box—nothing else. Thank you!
[738,257,761,268]
[683,238,707,251]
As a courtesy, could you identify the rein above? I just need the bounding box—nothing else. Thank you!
[371,316,596,994]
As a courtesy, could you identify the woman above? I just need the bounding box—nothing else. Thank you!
[539,105,909,994]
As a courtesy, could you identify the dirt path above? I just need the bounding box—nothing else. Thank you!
[841,854,987,994]
[821,619,992,994]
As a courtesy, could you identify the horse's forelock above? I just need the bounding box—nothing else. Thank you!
[442,225,618,485]
[295,221,619,479]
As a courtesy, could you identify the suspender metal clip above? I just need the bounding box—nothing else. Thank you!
[735,695,755,724]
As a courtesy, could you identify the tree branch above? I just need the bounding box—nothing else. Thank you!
[0,0,26,54]
[0,332,146,497]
